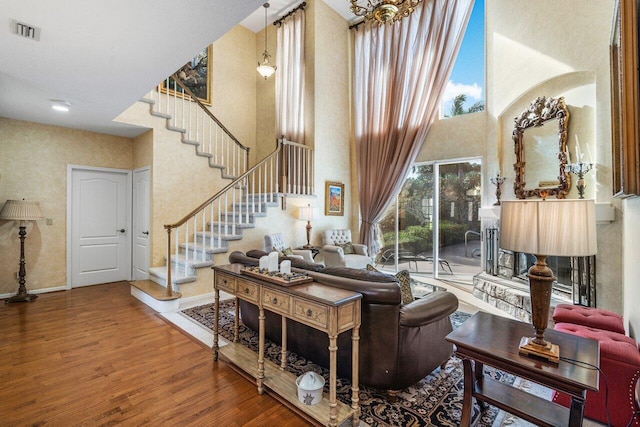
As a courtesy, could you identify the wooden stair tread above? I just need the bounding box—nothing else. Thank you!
[130,280,181,300]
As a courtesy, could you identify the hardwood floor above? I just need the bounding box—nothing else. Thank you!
[0,282,309,426]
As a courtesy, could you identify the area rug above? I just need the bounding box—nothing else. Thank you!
[182,300,517,427]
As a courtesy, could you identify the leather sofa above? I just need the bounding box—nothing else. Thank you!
[227,250,459,394]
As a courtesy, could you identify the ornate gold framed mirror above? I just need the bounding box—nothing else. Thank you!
[513,96,570,199]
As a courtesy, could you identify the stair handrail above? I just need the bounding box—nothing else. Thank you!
[165,141,282,230]
[162,139,284,296]
[167,72,249,153]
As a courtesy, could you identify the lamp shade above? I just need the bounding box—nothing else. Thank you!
[298,205,319,222]
[0,200,44,221]
[500,199,597,257]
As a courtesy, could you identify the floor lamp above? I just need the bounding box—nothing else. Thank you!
[499,198,597,363]
[0,199,44,303]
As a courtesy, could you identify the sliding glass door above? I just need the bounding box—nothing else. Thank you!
[377,159,482,284]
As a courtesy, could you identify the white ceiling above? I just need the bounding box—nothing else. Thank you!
[0,0,355,138]
[240,0,355,33]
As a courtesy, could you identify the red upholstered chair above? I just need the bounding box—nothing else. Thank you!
[552,304,640,427]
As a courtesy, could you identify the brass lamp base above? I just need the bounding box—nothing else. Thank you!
[5,292,38,304]
[519,336,559,364]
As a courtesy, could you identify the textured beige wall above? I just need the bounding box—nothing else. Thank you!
[306,0,354,239]
[624,197,640,339]
[0,118,132,295]
[211,25,258,164]
[486,0,622,313]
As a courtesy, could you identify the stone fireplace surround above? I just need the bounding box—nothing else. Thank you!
[472,204,613,320]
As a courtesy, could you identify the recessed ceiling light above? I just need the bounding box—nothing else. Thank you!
[51,99,71,112]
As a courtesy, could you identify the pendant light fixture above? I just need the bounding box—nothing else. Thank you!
[257,2,276,79]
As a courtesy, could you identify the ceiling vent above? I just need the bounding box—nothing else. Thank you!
[11,19,41,41]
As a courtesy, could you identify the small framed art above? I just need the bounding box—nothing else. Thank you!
[325,181,344,216]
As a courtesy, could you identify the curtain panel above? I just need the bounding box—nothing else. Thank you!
[276,9,305,145]
[353,0,474,256]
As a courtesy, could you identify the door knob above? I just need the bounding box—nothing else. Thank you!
[118,229,125,233]
[142,231,149,235]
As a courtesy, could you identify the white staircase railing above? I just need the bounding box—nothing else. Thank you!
[148,73,249,179]
[163,138,319,296]
[281,138,315,196]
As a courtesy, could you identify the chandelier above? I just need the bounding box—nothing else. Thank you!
[257,2,276,79]
[350,0,422,24]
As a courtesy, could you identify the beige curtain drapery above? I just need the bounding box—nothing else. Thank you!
[276,8,305,144]
[354,0,474,256]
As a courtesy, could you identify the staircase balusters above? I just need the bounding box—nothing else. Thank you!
[161,137,313,297]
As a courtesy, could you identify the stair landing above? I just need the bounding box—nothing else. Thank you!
[131,280,182,300]
[130,280,182,313]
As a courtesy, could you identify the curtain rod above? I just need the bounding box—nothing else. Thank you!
[349,19,366,30]
[273,2,306,27]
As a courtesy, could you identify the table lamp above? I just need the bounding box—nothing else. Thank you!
[499,198,596,363]
[298,204,319,248]
[0,199,44,303]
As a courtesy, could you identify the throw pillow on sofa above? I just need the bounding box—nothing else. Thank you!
[339,242,355,254]
[366,264,414,304]
[280,247,294,256]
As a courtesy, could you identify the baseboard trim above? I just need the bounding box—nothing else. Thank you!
[0,285,67,300]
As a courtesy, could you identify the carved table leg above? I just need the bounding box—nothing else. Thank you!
[233,297,239,343]
[280,317,287,371]
[257,306,265,394]
[351,324,360,423]
[568,393,586,427]
[460,357,473,427]
[475,361,487,410]
[213,289,219,361]
[328,333,338,427]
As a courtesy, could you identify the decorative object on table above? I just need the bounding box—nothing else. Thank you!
[490,173,507,206]
[280,260,291,275]
[240,266,313,287]
[259,255,269,271]
[499,198,597,363]
[565,161,594,199]
[566,137,594,199]
[267,251,279,272]
[296,371,325,405]
[256,3,276,80]
[325,181,344,216]
[349,0,422,24]
[298,204,319,248]
[0,199,44,303]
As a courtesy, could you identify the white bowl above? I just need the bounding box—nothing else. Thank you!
[295,371,325,405]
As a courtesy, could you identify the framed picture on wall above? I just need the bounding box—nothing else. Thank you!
[325,181,344,216]
[160,45,212,105]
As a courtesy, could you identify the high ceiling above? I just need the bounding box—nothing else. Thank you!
[0,0,354,138]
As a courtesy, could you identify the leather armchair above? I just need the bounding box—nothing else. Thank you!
[322,229,372,269]
[264,232,314,263]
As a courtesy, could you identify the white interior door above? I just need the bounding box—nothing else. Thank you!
[132,167,150,280]
[69,167,131,287]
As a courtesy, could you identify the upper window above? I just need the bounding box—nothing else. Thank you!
[441,0,485,118]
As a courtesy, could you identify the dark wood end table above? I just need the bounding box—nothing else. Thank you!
[296,245,321,259]
[446,311,599,427]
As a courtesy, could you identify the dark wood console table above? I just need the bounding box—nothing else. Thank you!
[446,312,599,427]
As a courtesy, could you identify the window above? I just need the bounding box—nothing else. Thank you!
[441,0,485,118]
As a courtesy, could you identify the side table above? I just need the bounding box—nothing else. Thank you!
[297,245,321,259]
[446,311,599,427]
